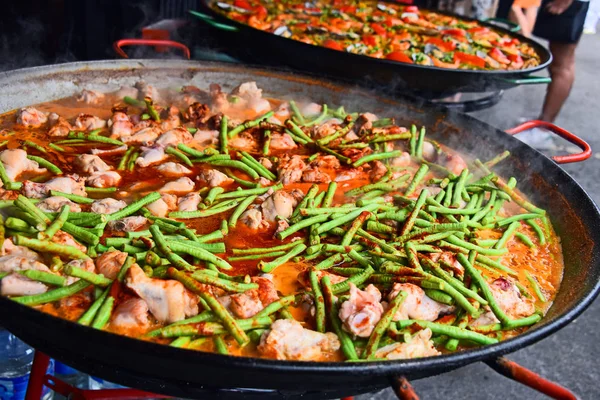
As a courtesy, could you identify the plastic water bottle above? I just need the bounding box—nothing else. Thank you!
[87,376,127,390]
[0,329,53,400]
[54,362,87,390]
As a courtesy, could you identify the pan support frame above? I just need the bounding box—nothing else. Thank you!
[24,350,578,400]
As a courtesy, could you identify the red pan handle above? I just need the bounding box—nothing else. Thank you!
[505,120,591,164]
[485,357,578,400]
[113,39,191,59]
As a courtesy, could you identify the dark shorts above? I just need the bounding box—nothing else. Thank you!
[533,0,590,44]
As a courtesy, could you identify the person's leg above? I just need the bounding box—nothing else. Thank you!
[539,41,578,122]
[524,6,540,35]
[509,6,532,36]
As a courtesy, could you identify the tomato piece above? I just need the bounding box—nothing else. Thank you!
[425,37,456,52]
[508,53,524,68]
[322,39,344,51]
[363,35,378,47]
[339,5,357,13]
[405,6,419,12]
[489,47,511,64]
[254,5,268,19]
[441,28,467,37]
[386,51,413,64]
[234,0,252,10]
[453,52,486,68]
[370,23,387,36]
[468,27,490,34]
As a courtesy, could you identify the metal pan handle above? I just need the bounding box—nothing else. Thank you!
[485,357,578,400]
[482,17,521,33]
[189,10,240,32]
[496,76,552,85]
[506,120,592,164]
[390,357,578,400]
[113,39,191,59]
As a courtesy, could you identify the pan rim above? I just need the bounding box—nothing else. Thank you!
[0,59,597,382]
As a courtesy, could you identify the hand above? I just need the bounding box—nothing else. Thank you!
[545,0,574,14]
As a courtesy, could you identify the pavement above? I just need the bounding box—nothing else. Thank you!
[358,32,600,400]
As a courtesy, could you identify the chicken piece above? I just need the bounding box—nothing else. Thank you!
[228,276,279,319]
[239,208,268,229]
[95,250,127,280]
[422,141,437,162]
[47,113,72,137]
[389,283,454,322]
[259,157,273,170]
[155,128,193,148]
[91,145,128,157]
[74,113,106,131]
[375,329,440,360]
[192,130,219,146]
[22,176,86,199]
[391,152,412,167]
[311,155,340,170]
[1,239,42,260]
[75,154,111,174]
[86,171,121,188]
[64,259,95,285]
[0,255,50,273]
[159,177,195,194]
[314,119,343,139]
[261,191,297,221]
[229,81,270,114]
[334,168,361,182]
[108,111,134,139]
[490,277,535,319]
[258,319,340,361]
[199,169,233,187]
[156,162,191,177]
[0,149,47,181]
[146,194,177,217]
[446,154,467,175]
[122,126,162,145]
[16,107,47,127]
[125,264,198,323]
[177,192,201,212]
[1,274,47,296]
[229,131,259,151]
[269,133,297,151]
[302,166,331,183]
[184,103,210,125]
[370,160,388,181]
[355,113,378,133]
[108,216,148,232]
[300,102,322,118]
[136,146,166,168]
[77,89,105,104]
[339,284,384,338]
[111,298,150,329]
[91,198,127,214]
[274,101,290,120]
[134,81,160,102]
[36,196,81,213]
[209,83,229,113]
[52,231,87,253]
[277,155,306,184]
[274,219,289,235]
